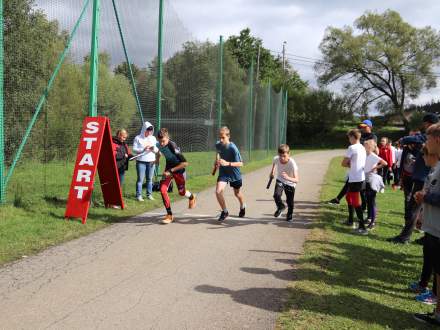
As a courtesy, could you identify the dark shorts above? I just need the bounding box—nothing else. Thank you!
[348,181,363,193]
[426,233,440,274]
[218,177,242,189]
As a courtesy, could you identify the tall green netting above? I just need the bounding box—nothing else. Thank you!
[2,0,286,206]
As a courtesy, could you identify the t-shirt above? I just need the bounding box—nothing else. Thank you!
[273,156,298,187]
[156,140,186,173]
[422,163,440,238]
[395,149,403,168]
[215,141,242,182]
[364,153,381,174]
[346,143,366,182]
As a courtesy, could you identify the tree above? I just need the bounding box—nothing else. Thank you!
[316,10,440,129]
[114,61,141,82]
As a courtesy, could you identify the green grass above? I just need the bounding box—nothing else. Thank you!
[0,150,308,266]
[278,157,434,329]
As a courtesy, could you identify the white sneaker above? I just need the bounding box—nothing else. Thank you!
[137,196,144,202]
[146,195,154,201]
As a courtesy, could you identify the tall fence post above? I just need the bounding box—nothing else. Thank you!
[156,0,164,129]
[88,0,100,117]
[216,35,223,131]
[266,79,271,157]
[248,58,254,162]
[0,0,4,204]
[283,90,288,144]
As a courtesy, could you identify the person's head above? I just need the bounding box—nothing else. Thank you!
[144,125,154,137]
[218,126,231,145]
[358,119,373,133]
[364,139,377,154]
[347,129,361,144]
[422,113,439,131]
[157,128,170,147]
[422,145,439,168]
[380,137,388,147]
[117,129,128,142]
[278,144,291,164]
[409,130,421,136]
[395,141,401,149]
[387,139,393,146]
[426,123,440,156]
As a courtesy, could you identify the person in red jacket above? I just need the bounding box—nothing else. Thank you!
[378,137,393,185]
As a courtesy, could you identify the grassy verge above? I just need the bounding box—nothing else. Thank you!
[278,157,435,329]
[0,150,309,266]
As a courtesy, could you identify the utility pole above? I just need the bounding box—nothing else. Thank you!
[282,41,286,78]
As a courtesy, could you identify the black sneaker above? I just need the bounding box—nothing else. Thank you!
[218,210,229,222]
[367,222,375,230]
[274,206,286,218]
[343,220,354,227]
[414,236,425,245]
[328,198,340,205]
[389,236,409,244]
[413,312,440,326]
[239,208,245,218]
[286,213,293,222]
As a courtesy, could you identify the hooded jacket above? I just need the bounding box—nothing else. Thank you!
[112,136,131,171]
[133,121,158,162]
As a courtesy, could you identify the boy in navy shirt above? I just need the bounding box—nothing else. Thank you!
[214,127,245,221]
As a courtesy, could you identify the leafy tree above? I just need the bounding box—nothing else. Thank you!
[114,61,141,82]
[316,10,440,129]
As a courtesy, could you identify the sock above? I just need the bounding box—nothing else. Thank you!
[223,208,228,213]
[348,205,354,223]
[166,207,172,215]
[185,190,193,198]
[241,203,246,210]
[355,207,365,229]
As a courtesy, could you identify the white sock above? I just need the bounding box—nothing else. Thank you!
[185,190,192,198]
[241,203,246,210]
[223,208,228,213]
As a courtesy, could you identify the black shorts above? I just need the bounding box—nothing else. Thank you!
[218,177,242,189]
[348,182,363,193]
[426,233,440,274]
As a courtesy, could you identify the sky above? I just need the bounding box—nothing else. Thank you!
[36,0,440,107]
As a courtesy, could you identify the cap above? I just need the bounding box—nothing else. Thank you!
[422,113,439,124]
[359,119,373,128]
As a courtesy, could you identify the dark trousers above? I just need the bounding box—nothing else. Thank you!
[346,182,365,229]
[273,180,295,215]
[365,183,377,223]
[420,234,438,295]
[336,180,349,201]
[399,179,424,241]
[393,166,400,185]
[380,167,392,185]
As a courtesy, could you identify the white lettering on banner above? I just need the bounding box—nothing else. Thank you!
[79,153,94,166]
[85,121,99,134]
[83,137,97,150]
[74,186,88,199]
[76,170,92,183]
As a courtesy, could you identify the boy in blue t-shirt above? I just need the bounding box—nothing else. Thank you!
[214,127,245,221]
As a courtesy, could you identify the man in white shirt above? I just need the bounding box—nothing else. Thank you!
[341,129,367,235]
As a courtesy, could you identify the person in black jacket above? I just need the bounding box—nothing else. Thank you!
[112,129,132,185]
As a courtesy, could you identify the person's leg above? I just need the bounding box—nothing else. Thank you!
[361,186,367,212]
[136,161,146,199]
[233,188,244,208]
[332,179,349,203]
[118,169,125,186]
[284,185,295,221]
[399,180,424,241]
[366,184,373,220]
[173,172,196,208]
[159,175,173,214]
[216,181,228,211]
[273,181,285,210]
[349,182,365,230]
[145,162,155,198]
[419,234,433,289]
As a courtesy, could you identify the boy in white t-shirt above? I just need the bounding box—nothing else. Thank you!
[363,140,387,229]
[269,144,299,222]
[342,129,368,234]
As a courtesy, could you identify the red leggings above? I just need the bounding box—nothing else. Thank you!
[160,172,186,209]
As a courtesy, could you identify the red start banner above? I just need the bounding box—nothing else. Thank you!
[65,116,124,224]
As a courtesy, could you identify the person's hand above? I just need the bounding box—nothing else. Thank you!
[125,153,128,158]
[414,191,425,204]
[219,159,229,166]
[163,171,172,178]
[281,172,290,180]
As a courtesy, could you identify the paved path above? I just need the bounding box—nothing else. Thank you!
[0,150,340,329]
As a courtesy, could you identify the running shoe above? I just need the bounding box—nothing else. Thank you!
[218,210,229,222]
[416,292,437,305]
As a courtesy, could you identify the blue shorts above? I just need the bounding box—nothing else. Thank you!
[218,177,242,189]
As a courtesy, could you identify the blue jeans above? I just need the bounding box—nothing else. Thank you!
[118,168,125,185]
[136,161,155,197]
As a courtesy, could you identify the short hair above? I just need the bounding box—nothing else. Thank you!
[347,129,361,140]
[157,128,169,139]
[426,123,440,137]
[278,144,290,154]
[380,137,389,144]
[364,139,376,148]
[117,129,128,137]
[219,126,230,137]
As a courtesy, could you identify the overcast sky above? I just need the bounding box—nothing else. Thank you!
[37,0,440,106]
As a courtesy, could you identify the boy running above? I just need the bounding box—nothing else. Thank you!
[269,144,299,222]
[155,128,196,224]
[342,129,368,235]
[214,127,245,222]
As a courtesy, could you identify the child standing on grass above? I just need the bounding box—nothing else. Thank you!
[341,129,367,235]
[112,129,132,185]
[214,127,245,222]
[363,140,387,229]
[155,128,196,224]
[269,144,299,222]
[378,137,393,185]
[413,123,440,326]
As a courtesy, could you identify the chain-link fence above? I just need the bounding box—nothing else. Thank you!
[1,0,287,205]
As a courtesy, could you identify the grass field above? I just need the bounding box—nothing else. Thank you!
[278,157,435,329]
[0,149,302,266]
